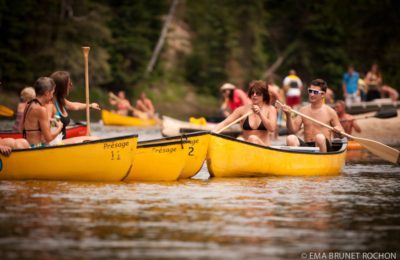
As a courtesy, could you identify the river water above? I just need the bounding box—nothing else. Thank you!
[0,123,399,259]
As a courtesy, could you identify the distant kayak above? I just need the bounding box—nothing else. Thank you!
[101,110,158,126]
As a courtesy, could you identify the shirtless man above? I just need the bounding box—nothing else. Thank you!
[279,79,344,152]
[335,100,361,134]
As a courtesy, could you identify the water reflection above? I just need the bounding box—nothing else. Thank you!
[1,160,400,259]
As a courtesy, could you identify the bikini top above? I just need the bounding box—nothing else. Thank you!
[55,100,70,139]
[22,99,42,138]
[242,116,267,131]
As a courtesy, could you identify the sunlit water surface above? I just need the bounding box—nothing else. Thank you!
[0,123,399,259]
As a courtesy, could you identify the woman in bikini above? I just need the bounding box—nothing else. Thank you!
[49,71,100,139]
[213,80,277,146]
[22,77,64,147]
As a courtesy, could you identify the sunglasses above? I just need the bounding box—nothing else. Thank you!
[250,91,262,96]
[308,88,324,95]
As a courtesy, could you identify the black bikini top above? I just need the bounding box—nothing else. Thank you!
[242,116,267,131]
[22,99,42,138]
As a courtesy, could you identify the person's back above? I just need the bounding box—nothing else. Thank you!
[365,63,382,101]
[283,69,303,107]
[23,77,63,147]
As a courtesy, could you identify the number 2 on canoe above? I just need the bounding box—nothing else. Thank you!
[188,147,194,156]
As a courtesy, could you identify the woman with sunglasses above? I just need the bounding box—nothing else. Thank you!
[279,79,344,153]
[214,80,277,146]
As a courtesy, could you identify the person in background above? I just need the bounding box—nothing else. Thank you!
[335,100,361,134]
[12,86,36,132]
[0,138,30,156]
[342,65,360,106]
[325,87,335,105]
[109,90,132,116]
[136,92,156,118]
[278,79,344,153]
[357,73,367,101]
[220,83,251,117]
[364,63,383,101]
[49,71,100,139]
[282,69,303,107]
[214,80,277,146]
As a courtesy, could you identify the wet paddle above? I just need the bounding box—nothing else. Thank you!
[82,47,91,136]
[276,101,400,164]
[214,110,252,134]
[0,105,14,117]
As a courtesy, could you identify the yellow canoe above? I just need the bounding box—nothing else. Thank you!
[102,110,158,126]
[124,139,189,181]
[138,131,211,179]
[207,133,347,177]
[0,135,138,182]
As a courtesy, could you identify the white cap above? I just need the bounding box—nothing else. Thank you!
[220,83,235,91]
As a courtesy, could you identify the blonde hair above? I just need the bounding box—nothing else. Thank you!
[20,87,36,102]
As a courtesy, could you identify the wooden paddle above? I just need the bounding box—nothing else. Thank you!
[276,101,399,164]
[82,47,91,136]
[214,110,252,134]
[108,92,148,119]
[0,105,14,117]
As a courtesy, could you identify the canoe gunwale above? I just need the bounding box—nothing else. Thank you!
[141,130,210,144]
[138,139,190,148]
[9,134,138,153]
[211,132,347,155]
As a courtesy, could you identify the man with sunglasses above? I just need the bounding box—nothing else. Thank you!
[279,79,344,153]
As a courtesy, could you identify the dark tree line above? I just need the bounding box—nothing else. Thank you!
[1,0,399,98]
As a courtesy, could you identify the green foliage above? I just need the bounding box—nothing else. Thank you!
[0,0,399,105]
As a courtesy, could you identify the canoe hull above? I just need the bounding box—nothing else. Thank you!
[0,123,87,139]
[0,135,138,182]
[139,131,211,179]
[207,133,347,177]
[102,110,158,126]
[124,139,188,181]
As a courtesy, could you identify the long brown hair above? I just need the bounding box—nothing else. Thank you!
[50,71,70,112]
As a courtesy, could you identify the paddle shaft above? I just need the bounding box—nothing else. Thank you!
[277,101,400,164]
[82,47,91,136]
[215,111,252,134]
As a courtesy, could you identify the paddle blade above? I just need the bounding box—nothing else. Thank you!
[374,108,398,119]
[0,105,14,117]
[354,137,400,164]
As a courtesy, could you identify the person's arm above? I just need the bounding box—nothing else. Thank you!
[342,75,347,97]
[145,99,155,114]
[329,108,345,136]
[279,104,303,134]
[38,107,63,143]
[213,106,245,133]
[65,99,100,111]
